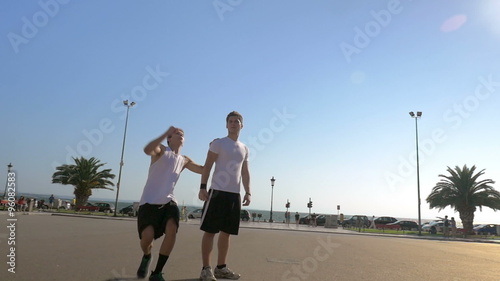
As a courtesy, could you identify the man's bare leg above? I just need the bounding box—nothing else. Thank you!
[137,226,154,278]
[217,231,230,266]
[140,226,154,255]
[202,232,216,266]
[159,219,177,255]
[151,219,177,276]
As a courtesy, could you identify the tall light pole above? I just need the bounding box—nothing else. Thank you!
[409,111,422,236]
[285,199,290,225]
[113,100,136,216]
[3,163,13,199]
[269,176,275,223]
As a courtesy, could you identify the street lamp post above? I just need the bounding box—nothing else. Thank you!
[113,100,136,216]
[3,163,13,199]
[409,111,422,236]
[285,199,290,225]
[269,176,275,223]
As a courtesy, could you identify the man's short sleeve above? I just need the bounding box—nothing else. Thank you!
[209,139,220,154]
[244,145,249,161]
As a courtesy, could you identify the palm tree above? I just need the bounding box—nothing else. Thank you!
[52,157,115,207]
[426,165,500,235]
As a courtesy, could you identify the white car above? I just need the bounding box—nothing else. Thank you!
[422,221,447,234]
[54,199,72,210]
[188,208,203,219]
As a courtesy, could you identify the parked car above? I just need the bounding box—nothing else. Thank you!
[382,222,401,230]
[473,224,485,234]
[298,214,324,225]
[474,224,498,235]
[315,215,326,226]
[420,222,430,230]
[76,202,100,212]
[422,221,447,234]
[374,216,397,228]
[299,215,311,225]
[94,202,115,213]
[385,220,419,231]
[188,208,203,219]
[240,210,251,221]
[119,205,136,216]
[57,200,72,210]
[342,215,371,228]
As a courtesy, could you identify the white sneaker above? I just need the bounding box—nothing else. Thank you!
[214,266,240,280]
[200,266,217,281]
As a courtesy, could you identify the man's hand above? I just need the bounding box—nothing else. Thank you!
[242,193,251,206]
[166,126,178,137]
[143,125,177,156]
[199,189,209,201]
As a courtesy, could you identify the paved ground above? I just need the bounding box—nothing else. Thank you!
[1,212,499,281]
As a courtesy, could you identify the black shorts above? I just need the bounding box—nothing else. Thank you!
[137,202,179,240]
[200,189,241,235]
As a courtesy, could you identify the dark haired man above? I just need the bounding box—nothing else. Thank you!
[198,111,251,281]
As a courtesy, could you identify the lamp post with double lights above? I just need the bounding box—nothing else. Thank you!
[269,176,275,223]
[3,163,13,199]
[409,111,422,236]
[113,100,136,217]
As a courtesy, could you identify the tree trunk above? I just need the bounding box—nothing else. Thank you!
[458,207,476,236]
[73,186,92,207]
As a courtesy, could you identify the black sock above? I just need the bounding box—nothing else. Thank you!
[143,254,151,260]
[152,254,169,274]
[216,264,226,269]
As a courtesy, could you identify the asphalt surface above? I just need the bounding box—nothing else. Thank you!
[1,212,499,281]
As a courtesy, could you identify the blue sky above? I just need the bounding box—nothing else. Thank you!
[2,0,500,224]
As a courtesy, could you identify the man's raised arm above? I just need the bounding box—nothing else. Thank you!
[144,126,176,155]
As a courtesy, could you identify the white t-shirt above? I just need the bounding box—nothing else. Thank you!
[139,147,186,205]
[209,137,249,194]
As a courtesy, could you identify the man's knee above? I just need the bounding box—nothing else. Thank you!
[219,231,231,240]
[141,226,155,239]
[203,232,216,240]
[165,219,178,233]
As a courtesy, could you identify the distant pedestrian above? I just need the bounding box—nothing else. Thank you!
[450,217,457,238]
[38,199,45,209]
[136,126,203,281]
[182,206,188,222]
[31,198,37,211]
[295,212,300,226]
[17,196,26,212]
[311,213,317,227]
[443,215,450,237]
[49,194,55,208]
[26,198,33,213]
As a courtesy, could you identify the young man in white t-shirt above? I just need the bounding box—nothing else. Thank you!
[198,111,251,281]
[137,126,203,281]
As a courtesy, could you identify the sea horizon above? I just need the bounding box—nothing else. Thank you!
[13,192,440,224]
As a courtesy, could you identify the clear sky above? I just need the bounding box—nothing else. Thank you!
[2,0,500,224]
